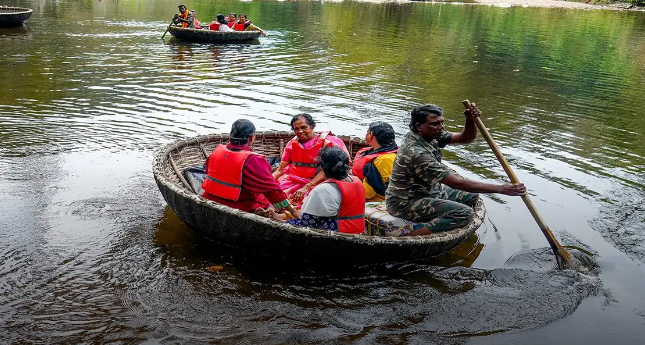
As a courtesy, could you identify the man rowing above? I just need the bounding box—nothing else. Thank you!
[386,103,527,236]
[173,4,195,29]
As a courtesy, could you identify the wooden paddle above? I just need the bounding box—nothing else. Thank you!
[161,19,174,39]
[462,100,573,269]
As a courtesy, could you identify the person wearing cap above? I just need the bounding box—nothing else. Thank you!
[386,103,527,236]
[352,121,398,202]
[201,119,299,216]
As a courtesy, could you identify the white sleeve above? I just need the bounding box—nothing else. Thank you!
[301,183,341,217]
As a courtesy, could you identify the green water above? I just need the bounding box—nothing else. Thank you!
[1,0,644,343]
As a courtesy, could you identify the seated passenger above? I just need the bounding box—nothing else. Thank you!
[201,119,299,216]
[226,13,237,28]
[352,121,398,202]
[233,13,266,36]
[280,147,365,234]
[173,4,195,29]
[272,113,350,206]
[191,10,201,29]
[209,14,233,31]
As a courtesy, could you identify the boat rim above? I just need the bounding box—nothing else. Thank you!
[0,6,33,15]
[168,26,262,33]
[152,132,485,245]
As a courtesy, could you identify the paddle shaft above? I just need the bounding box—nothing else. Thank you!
[462,100,572,268]
[161,19,174,39]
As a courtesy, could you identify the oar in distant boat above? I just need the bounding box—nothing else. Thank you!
[462,99,573,269]
[161,19,174,39]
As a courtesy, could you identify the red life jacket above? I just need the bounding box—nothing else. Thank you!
[234,21,248,31]
[327,177,366,234]
[209,22,220,30]
[201,145,256,201]
[290,131,330,179]
[351,147,399,180]
[226,21,235,28]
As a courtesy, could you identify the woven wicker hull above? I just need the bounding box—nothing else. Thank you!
[152,132,486,263]
[168,26,261,43]
[0,6,32,27]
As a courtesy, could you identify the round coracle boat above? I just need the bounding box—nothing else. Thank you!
[152,131,486,263]
[168,26,261,43]
[0,6,32,27]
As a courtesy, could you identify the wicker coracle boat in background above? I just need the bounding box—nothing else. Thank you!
[152,131,486,263]
[0,6,32,27]
[168,26,261,43]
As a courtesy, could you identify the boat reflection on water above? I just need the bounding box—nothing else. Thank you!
[0,25,31,40]
[153,206,600,337]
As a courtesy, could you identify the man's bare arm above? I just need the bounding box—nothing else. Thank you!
[450,103,480,144]
[442,173,526,196]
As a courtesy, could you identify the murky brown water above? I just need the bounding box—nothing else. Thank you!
[1,0,645,343]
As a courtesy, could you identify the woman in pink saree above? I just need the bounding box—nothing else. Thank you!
[272,113,350,206]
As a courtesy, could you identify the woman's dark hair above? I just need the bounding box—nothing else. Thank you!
[319,147,350,180]
[409,104,443,132]
[290,113,316,129]
[368,121,396,146]
[230,119,255,145]
[238,13,246,18]
[216,14,227,24]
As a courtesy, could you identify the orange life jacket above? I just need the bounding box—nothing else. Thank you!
[180,11,189,28]
[290,131,330,179]
[326,177,366,234]
[209,22,220,30]
[201,145,256,201]
[351,147,399,180]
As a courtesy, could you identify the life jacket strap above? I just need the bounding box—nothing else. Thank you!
[205,175,242,188]
[292,162,318,168]
[336,214,364,220]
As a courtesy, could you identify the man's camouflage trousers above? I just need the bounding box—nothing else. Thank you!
[387,185,478,233]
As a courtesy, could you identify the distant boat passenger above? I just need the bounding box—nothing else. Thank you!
[173,4,195,29]
[272,113,350,206]
[233,13,266,36]
[209,13,233,32]
[191,10,201,29]
[352,121,398,202]
[226,13,237,28]
[271,147,366,234]
[201,119,299,216]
